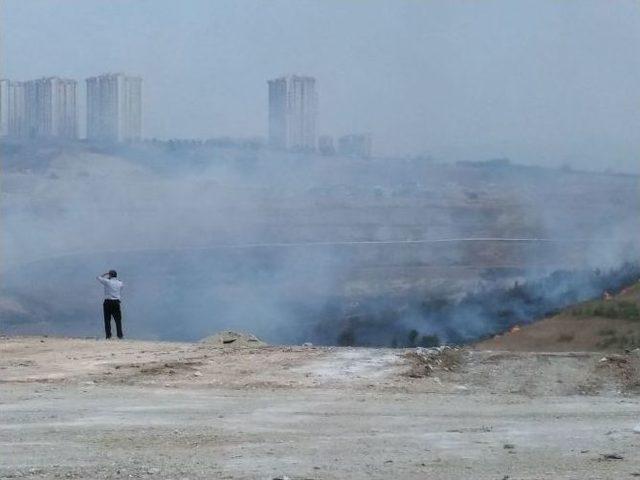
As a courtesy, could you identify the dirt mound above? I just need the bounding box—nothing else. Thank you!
[199,330,267,348]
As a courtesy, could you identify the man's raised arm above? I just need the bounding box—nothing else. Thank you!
[96,272,109,285]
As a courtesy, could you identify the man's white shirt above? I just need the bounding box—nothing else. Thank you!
[97,276,124,300]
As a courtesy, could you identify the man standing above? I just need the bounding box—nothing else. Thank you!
[97,270,124,339]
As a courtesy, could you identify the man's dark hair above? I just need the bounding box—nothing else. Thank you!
[108,270,117,278]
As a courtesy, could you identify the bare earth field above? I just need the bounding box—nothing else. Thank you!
[2,336,640,479]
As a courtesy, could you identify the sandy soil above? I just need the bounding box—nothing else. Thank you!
[2,336,640,479]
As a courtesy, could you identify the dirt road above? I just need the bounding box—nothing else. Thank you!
[2,336,640,479]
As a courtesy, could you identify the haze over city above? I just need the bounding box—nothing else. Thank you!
[3,0,639,171]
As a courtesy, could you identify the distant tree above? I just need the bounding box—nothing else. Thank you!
[407,329,419,347]
[337,329,356,346]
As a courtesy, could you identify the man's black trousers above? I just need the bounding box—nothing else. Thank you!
[103,299,123,339]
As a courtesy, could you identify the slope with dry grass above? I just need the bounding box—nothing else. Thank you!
[475,282,640,351]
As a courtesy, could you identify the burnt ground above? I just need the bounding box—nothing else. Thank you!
[2,336,640,479]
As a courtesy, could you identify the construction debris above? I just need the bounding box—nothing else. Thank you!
[404,346,463,378]
[600,453,624,461]
[598,354,629,365]
[199,331,267,348]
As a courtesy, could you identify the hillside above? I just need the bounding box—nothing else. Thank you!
[475,281,640,351]
[3,143,640,345]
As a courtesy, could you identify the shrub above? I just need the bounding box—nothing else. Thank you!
[407,329,419,347]
[337,329,356,346]
[420,334,440,348]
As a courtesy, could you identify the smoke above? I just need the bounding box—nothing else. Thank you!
[317,262,640,347]
[1,141,639,344]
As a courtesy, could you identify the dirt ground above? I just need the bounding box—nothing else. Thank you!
[2,336,640,479]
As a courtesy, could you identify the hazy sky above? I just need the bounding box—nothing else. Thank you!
[2,0,639,171]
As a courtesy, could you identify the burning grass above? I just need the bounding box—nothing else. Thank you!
[317,263,640,348]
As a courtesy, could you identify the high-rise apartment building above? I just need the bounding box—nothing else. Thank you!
[23,77,77,139]
[86,73,142,142]
[7,81,27,137]
[1,78,75,139]
[268,75,317,151]
[0,79,9,136]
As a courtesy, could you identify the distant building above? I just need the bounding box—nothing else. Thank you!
[318,135,335,156]
[86,73,142,142]
[338,133,372,158]
[0,79,9,136]
[1,78,76,139]
[7,81,27,137]
[268,75,317,151]
[23,77,78,139]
